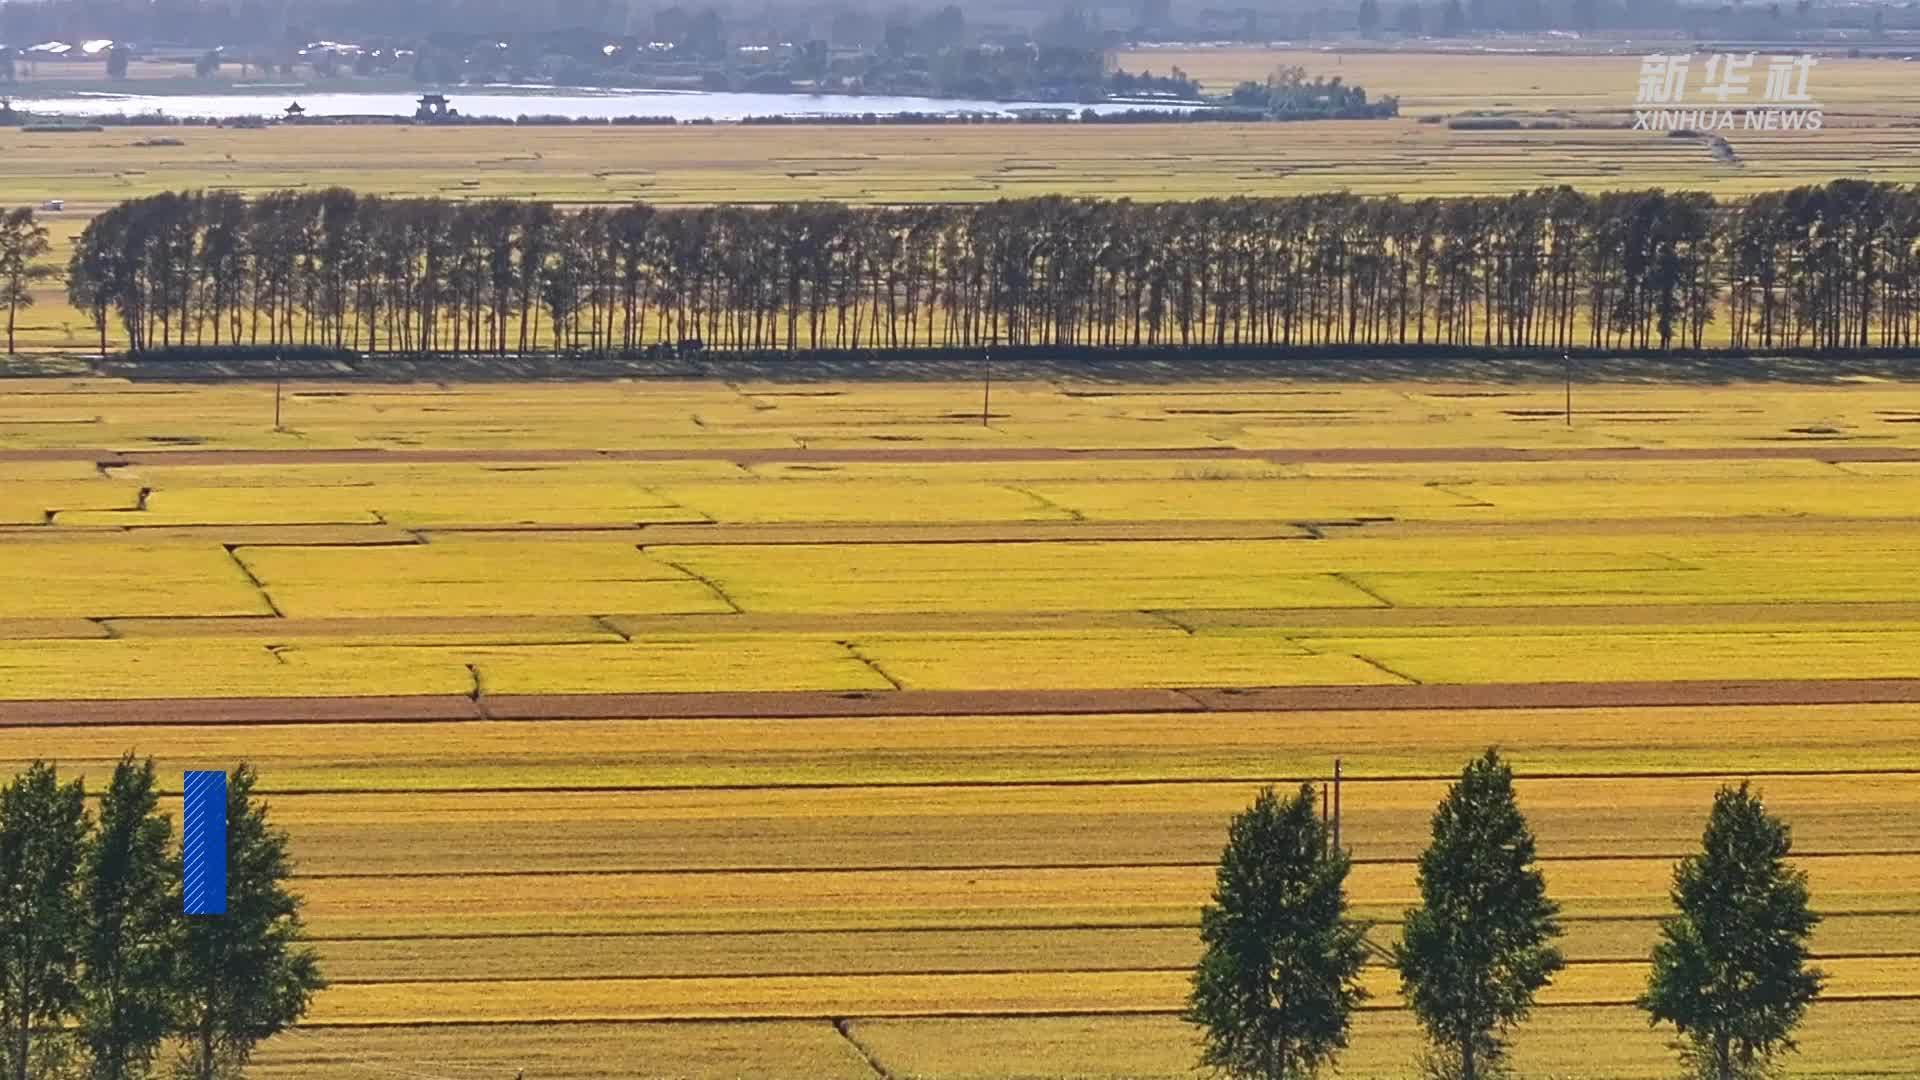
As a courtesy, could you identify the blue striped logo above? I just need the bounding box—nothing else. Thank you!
[183,771,227,916]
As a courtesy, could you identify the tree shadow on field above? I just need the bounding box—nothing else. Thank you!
[39,346,1920,385]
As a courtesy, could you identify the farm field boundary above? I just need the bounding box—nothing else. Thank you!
[12,676,1920,725]
[10,446,1920,467]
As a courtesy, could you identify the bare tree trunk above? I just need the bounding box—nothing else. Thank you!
[16,973,31,1080]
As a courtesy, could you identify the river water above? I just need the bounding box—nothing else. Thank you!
[10,87,1200,122]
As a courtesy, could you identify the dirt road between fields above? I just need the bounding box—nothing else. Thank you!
[4,445,1920,467]
[5,676,1920,726]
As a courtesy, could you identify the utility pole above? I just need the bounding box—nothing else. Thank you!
[982,346,992,427]
[273,354,284,431]
[1564,352,1573,427]
[1332,758,1343,854]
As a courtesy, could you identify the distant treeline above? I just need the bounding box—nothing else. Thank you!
[0,107,1332,129]
[0,111,1135,128]
[59,181,1919,357]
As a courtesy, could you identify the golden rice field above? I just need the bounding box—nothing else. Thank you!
[3,377,1920,1077]
[9,47,1920,349]
[4,50,1916,219]
[1117,46,1920,114]
[6,114,1917,222]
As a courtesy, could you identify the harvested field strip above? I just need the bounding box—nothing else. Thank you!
[288,855,1920,936]
[307,916,1920,982]
[245,1003,1920,1078]
[843,1002,1920,1080]
[4,705,1919,785]
[250,1019,879,1079]
[304,956,1920,1023]
[244,774,1920,874]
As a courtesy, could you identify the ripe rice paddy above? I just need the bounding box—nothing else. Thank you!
[11,46,1920,352]
[2,377,1919,1076]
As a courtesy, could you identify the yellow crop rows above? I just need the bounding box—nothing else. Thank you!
[2,377,1918,1076]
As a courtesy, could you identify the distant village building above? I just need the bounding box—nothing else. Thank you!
[415,93,456,122]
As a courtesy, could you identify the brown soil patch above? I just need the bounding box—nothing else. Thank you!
[100,615,621,640]
[0,618,111,640]
[0,524,422,547]
[0,695,481,726]
[598,611,1175,638]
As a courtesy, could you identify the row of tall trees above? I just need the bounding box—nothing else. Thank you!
[50,179,1920,359]
[1187,751,1824,1080]
[0,758,323,1080]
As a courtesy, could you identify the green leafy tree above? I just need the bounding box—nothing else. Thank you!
[0,207,53,354]
[1639,783,1825,1080]
[65,211,120,356]
[1395,750,1564,1080]
[1186,784,1371,1080]
[173,766,324,1080]
[0,762,90,1080]
[81,756,179,1080]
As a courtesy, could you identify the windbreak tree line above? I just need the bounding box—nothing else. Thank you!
[55,179,1920,359]
[0,758,323,1080]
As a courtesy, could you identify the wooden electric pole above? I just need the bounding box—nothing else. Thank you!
[1332,758,1343,854]
[1564,352,1573,427]
[982,347,991,427]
